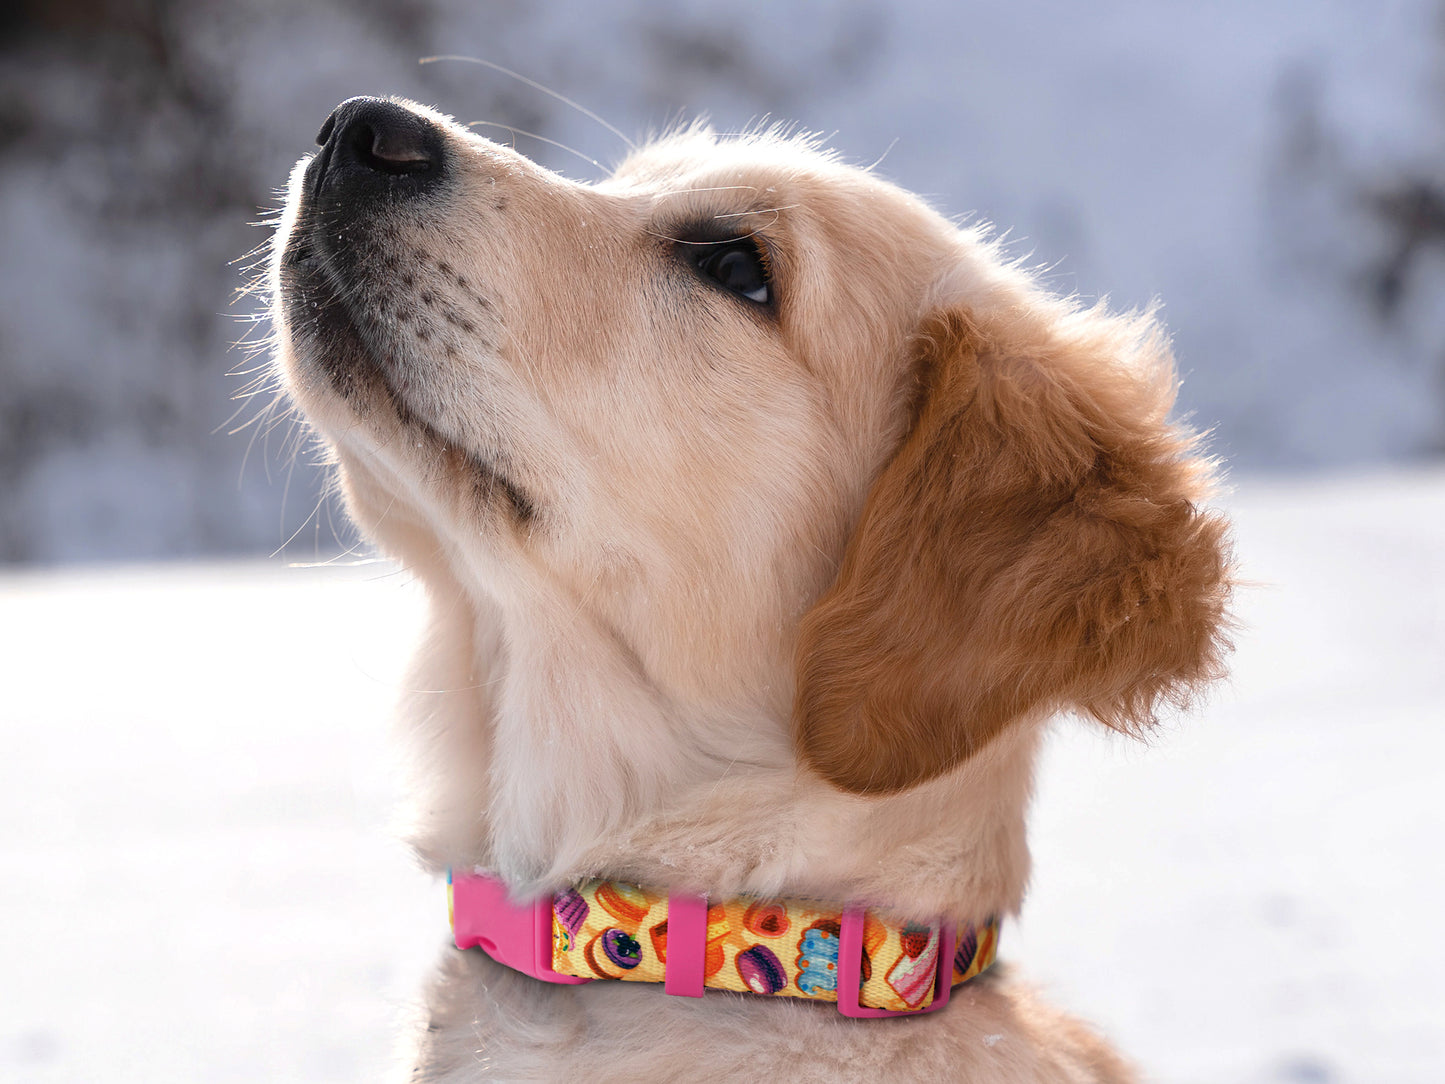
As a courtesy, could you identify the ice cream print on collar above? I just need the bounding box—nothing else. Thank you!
[449,871,999,1018]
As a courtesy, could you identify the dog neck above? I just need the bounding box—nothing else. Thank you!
[404,582,1037,926]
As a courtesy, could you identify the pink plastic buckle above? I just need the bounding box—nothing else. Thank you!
[835,908,956,1018]
[662,893,708,998]
[450,871,592,985]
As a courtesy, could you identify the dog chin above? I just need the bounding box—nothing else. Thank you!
[275,226,534,524]
[279,251,388,409]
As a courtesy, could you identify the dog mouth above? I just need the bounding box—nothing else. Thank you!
[278,206,535,524]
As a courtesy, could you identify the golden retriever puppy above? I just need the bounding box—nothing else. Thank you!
[270,96,1231,1082]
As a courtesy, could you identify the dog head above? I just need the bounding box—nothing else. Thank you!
[271,97,1230,821]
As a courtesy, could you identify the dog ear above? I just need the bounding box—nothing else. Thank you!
[794,306,1232,794]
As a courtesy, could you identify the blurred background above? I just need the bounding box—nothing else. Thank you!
[2,3,1442,1083]
[3,0,1445,564]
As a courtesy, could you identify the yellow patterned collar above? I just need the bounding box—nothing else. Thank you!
[449,871,999,1018]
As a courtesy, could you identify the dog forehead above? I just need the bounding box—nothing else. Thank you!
[603,129,860,201]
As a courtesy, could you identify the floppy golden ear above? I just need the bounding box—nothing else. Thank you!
[795,307,1232,794]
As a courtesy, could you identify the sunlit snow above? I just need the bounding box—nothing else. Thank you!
[2,468,1441,1082]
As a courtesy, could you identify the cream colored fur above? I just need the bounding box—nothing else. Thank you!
[271,99,1227,1082]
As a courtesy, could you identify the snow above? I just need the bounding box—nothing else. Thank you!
[2,468,1441,1082]
[1015,468,1445,1083]
[0,562,435,1082]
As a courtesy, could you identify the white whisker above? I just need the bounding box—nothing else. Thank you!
[420,55,635,152]
[644,209,781,245]
[864,137,900,173]
[712,204,799,219]
[652,185,761,199]
[465,120,603,172]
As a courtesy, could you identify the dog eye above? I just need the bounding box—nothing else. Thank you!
[687,239,771,305]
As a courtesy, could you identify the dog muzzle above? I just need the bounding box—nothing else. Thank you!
[449,870,999,1018]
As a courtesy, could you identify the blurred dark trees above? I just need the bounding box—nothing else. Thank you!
[0,0,441,562]
[1,1,1443,562]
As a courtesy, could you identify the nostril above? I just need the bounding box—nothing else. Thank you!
[346,119,435,176]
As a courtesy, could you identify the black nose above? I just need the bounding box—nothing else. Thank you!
[309,97,444,199]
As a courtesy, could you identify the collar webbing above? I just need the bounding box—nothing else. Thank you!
[449,871,998,1018]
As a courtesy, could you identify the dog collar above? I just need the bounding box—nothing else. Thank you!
[449,870,998,1018]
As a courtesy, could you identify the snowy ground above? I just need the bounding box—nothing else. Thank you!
[1,468,1442,1083]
